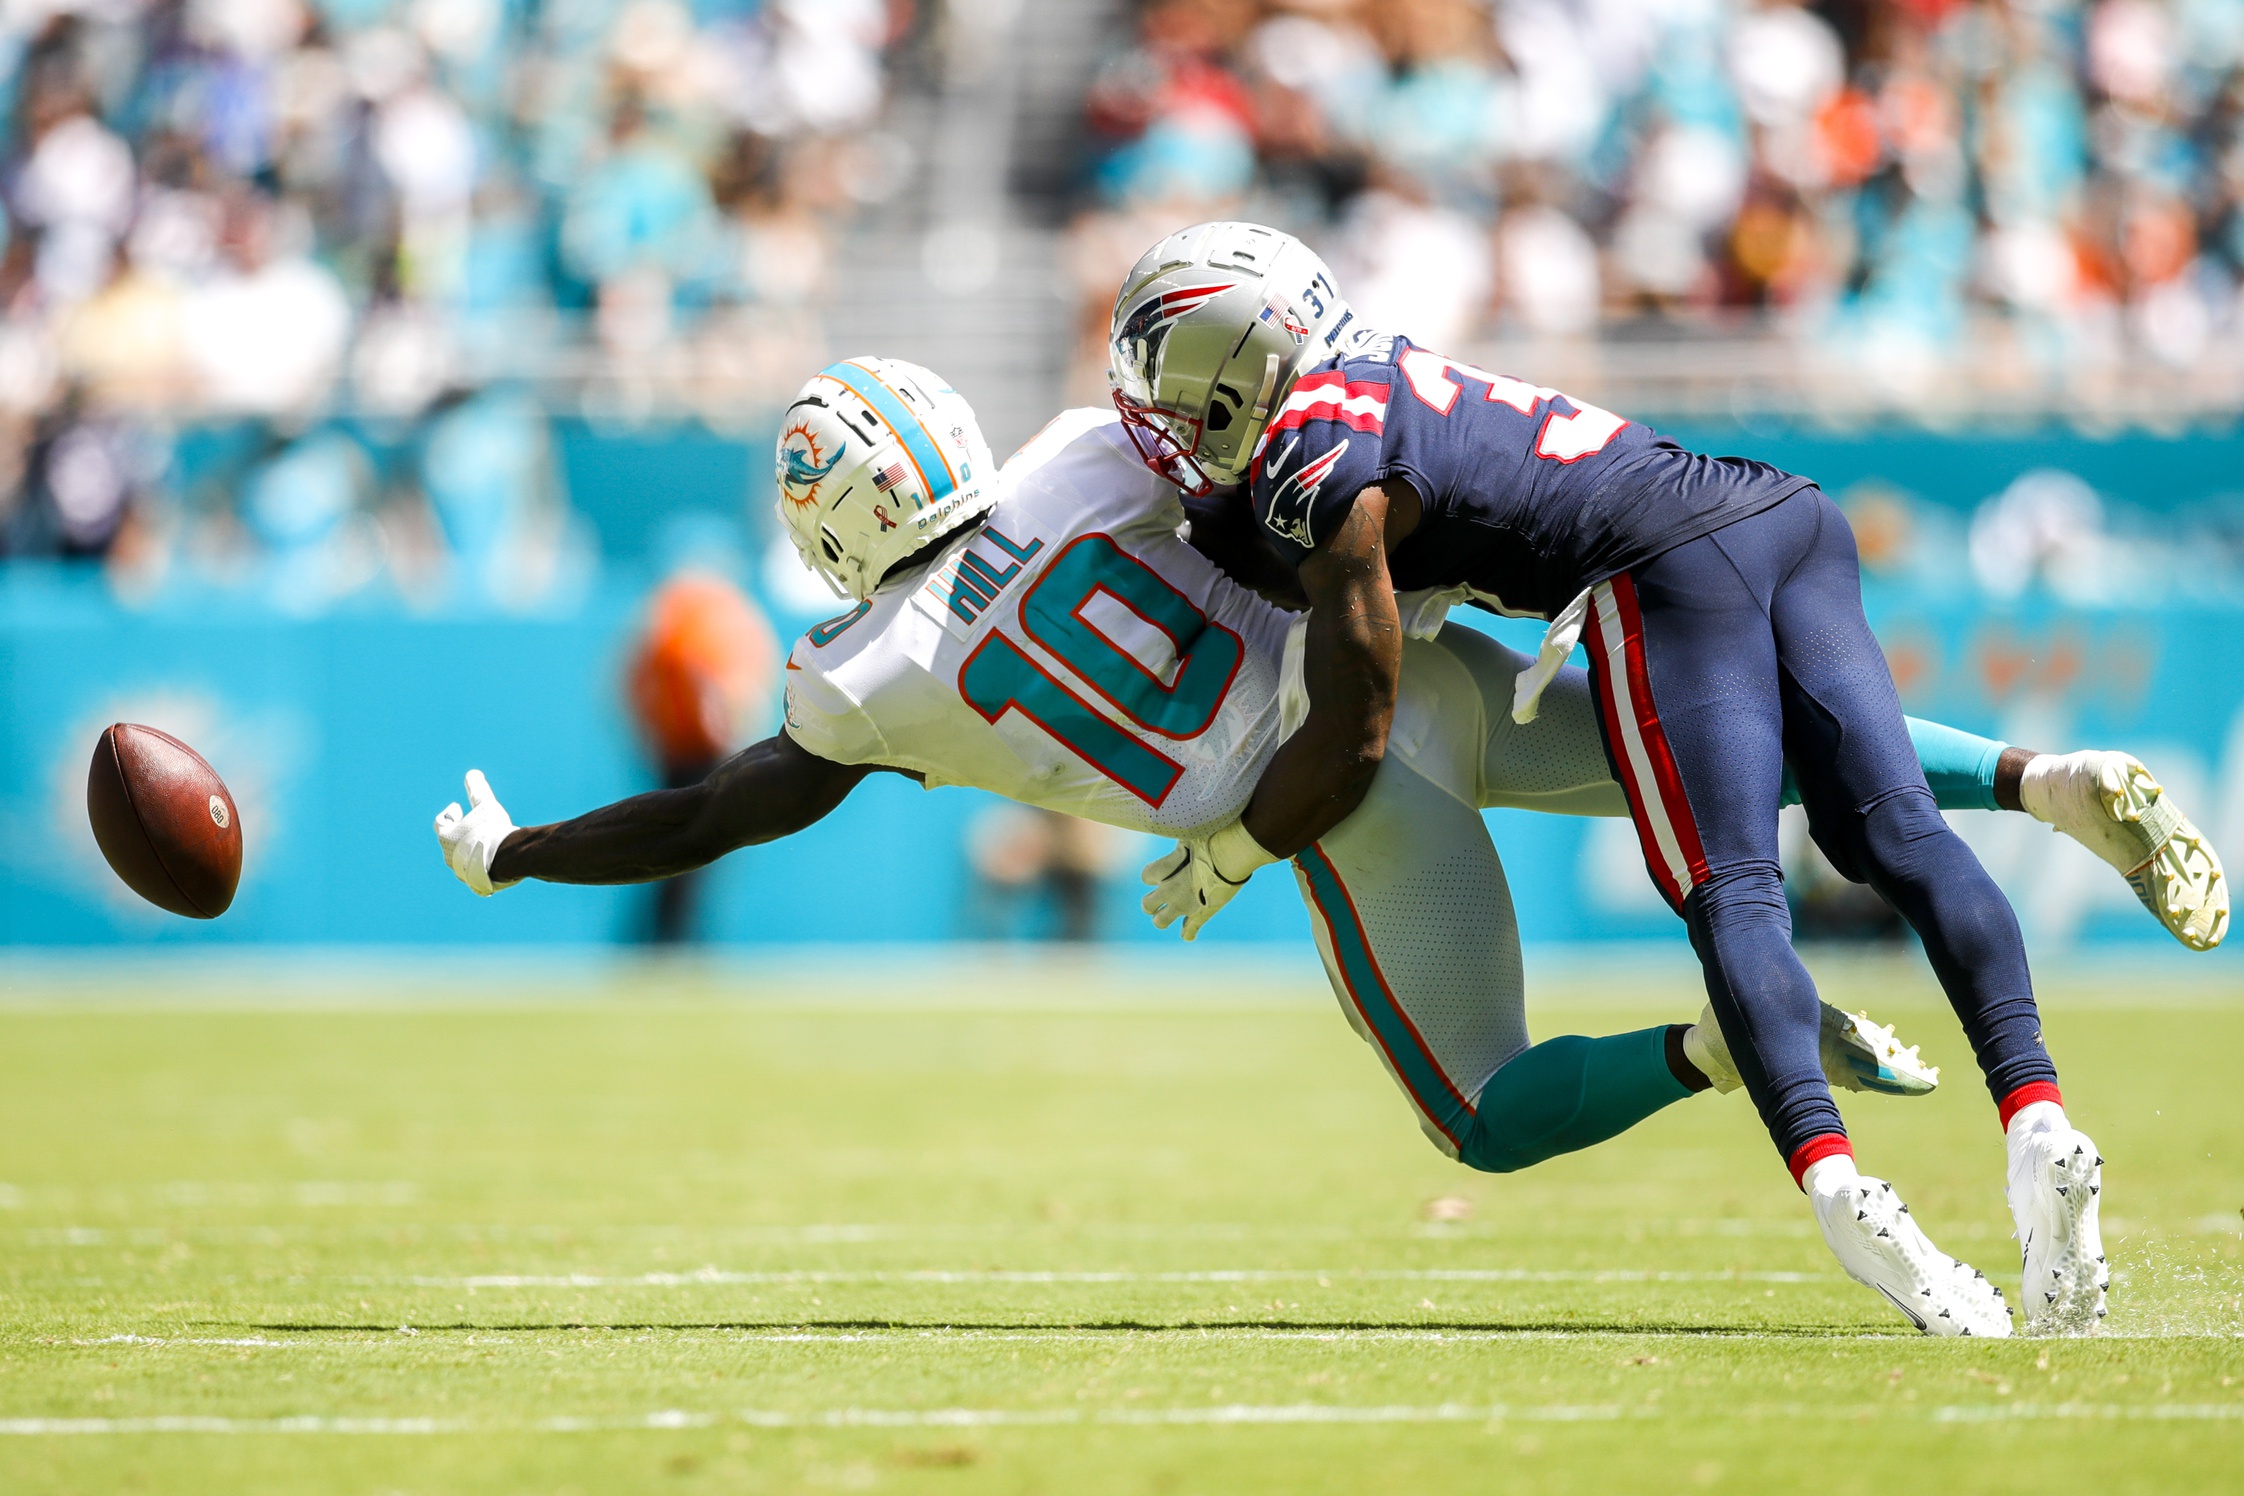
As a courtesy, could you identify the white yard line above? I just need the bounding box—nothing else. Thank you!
[77,1335,292,1348]
[75,1324,2239,1349]
[0,1417,460,1435]
[700,1329,1794,1343]
[407,1268,1827,1289]
[5,1402,2241,1436]
[1931,1403,2244,1422]
[75,1328,1863,1347]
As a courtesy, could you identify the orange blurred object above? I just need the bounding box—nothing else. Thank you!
[626,570,778,771]
[2122,196,2196,288]
[1813,88,1883,188]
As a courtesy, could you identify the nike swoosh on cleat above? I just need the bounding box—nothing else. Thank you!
[1874,1285,1929,1333]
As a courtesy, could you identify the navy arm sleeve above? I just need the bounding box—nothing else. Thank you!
[1250,417,1387,568]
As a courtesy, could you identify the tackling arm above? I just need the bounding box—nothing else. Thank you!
[1139,481,1414,939]
[1238,482,1414,857]
[489,733,880,886]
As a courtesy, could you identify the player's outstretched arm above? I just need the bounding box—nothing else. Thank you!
[456,734,876,891]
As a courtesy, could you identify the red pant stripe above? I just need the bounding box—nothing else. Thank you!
[1586,579,1706,910]
[1607,575,1711,884]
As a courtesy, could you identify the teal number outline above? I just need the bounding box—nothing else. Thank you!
[956,532,1246,806]
[957,631,1184,806]
[1017,534,1244,741]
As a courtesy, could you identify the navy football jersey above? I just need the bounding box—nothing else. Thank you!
[1247,336,1814,619]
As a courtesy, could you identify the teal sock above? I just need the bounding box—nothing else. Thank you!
[1781,716,2008,813]
[1458,1027,1693,1174]
[1904,716,2008,811]
[1905,716,2008,811]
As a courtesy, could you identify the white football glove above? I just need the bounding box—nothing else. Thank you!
[1141,819,1279,941]
[434,770,520,896]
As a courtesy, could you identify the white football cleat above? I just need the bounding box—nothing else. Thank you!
[1683,1003,1938,1097]
[2007,1114,2108,1336]
[1808,1166,2012,1337]
[2020,750,2227,951]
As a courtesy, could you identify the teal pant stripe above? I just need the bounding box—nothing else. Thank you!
[1782,716,2008,813]
[1298,845,1476,1149]
[823,362,958,506]
[1459,1026,1694,1174]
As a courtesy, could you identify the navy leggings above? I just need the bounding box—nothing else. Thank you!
[1581,487,2055,1170]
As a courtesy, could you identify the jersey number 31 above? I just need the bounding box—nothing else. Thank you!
[1397,348,1625,462]
[958,535,1243,807]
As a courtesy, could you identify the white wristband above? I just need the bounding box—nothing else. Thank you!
[1206,819,1279,885]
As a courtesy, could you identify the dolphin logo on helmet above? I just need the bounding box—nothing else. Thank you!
[779,431,844,494]
[777,422,845,508]
[773,358,998,602]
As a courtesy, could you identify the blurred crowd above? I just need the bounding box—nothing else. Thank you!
[1066,0,2244,397]
[0,0,907,602]
[10,0,2244,604]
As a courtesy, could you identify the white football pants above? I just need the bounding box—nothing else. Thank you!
[1290,625,1628,1160]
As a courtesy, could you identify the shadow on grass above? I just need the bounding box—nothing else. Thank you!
[247,1318,1846,1338]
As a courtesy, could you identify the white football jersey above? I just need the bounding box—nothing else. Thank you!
[782,408,1302,837]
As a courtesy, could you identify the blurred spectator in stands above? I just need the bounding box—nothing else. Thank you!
[419,387,590,613]
[0,0,908,592]
[1065,0,1261,401]
[564,96,724,364]
[721,0,895,139]
[243,427,382,615]
[182,190,352,418]
[624,569,777,944]
[689,132,836,423]
[1061,0,2244,401]
[0,390,162,561]
[963,803,1116,943]
[11,89,136,309]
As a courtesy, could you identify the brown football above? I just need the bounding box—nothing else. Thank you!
[86,724,243,919]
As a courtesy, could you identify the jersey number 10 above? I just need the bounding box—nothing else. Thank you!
[958,535,1244,807]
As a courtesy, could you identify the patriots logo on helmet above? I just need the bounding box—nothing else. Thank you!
[777,421,844,509]
[1262,437,1350,549]
[1116,278,1241,374]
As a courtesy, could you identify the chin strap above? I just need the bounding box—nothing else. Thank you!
[1249,351,1282,424]
[1215,353,1288,490]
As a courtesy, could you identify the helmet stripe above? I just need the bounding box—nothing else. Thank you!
[824,362,958,508]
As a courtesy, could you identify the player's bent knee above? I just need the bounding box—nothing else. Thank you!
[1856,787,1973,879]
[1684,861,1790,927]
[1456,1028,1692,1174]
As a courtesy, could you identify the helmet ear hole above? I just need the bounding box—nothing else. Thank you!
[1208,382,1245,432]
[820,530,844,562]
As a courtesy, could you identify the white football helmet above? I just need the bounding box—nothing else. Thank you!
[775,357,997,600]
[1107,220,1361,495]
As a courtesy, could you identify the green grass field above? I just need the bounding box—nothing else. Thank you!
[1,951,2239,1494]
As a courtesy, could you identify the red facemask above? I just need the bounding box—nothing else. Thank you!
[1110,388,1217,497]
